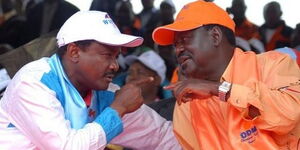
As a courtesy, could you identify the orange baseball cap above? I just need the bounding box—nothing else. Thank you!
[152,0,235,45]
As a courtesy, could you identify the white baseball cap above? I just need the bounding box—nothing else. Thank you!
[56,11,143,48]
[125,51,166,84]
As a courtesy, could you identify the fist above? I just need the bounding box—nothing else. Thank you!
[111,77,154,117]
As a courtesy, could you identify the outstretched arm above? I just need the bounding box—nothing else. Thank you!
[111,104,182,150]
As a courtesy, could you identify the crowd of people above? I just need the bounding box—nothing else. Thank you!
[0,0,300,149]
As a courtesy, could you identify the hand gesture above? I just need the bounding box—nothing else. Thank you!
[111,77,154,117]
[164,79,220,105]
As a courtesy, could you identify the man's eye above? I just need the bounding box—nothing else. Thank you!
[174,40,182,47]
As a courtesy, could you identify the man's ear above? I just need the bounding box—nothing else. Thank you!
[66,43,80,63]
[209,26,223,47]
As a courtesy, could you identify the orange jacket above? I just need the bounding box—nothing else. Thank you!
[174,48,300,150]
[235,19,259,41]
[258,22,293,51]
[171,67,179,84]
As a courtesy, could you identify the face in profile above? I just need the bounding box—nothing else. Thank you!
[74,42,120,91]
[174,27,217,79]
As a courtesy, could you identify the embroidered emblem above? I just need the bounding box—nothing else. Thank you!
[240,126,258,144]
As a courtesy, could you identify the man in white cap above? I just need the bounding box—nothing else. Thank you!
[0,11,180,149]
[153,1,300,149]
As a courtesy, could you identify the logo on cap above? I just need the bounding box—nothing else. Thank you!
[103,14,113,25]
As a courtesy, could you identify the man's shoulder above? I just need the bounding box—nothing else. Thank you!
[13,58,51,83]
[3,58,54,99]
[256,50,296,67]
[258,50,288,59]
[21,57,50,72]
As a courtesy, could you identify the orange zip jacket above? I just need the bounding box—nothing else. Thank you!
[174,48,300,150]
[235,19,259,41]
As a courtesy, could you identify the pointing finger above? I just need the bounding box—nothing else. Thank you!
[163,81,181,90]
[163,84,176,90]
[177,97,182,105]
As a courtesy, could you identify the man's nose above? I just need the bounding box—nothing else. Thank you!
[110,59,119,72]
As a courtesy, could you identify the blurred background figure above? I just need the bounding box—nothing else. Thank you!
[137,0,160,37]
[227,0,264,53]
[114,0,142,55]
[0,44,12,98]
[114,0,141,36]
[21,0,41,15]
[89,0,120,21]
[258,1,293,51]
[227,0,257,41]
[0,44,13,55]
[0,30,58,79]
[157,45,176,82]
[157,0,175,26]
[22,0,79,44]
[0,0,25,48]
[291,23,300,51]
[156,0,176,82]
[125,50,168,104]
[0,64,10,98]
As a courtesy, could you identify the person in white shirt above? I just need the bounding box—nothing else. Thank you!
[0,11,181,150]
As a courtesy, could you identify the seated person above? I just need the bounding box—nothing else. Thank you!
[125,50,170,104]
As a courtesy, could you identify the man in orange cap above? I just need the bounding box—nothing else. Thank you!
[0,11,181,149]
[153,1,300,149]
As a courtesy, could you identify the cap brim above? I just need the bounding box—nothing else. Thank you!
[124,55,151,70]
[96,33,143,47]
[153,21,203,45]
[124,55,139,66]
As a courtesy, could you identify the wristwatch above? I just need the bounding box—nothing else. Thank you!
[218,81,231,102]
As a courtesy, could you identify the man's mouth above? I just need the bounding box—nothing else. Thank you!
[104,74,115,82]
[178,55,192,66]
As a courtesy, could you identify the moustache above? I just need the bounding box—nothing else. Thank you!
[104,71,116,76]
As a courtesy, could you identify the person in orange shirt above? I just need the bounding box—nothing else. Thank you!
[226,0,264,54]
[152,1,300,149]
[227,0,258,41]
